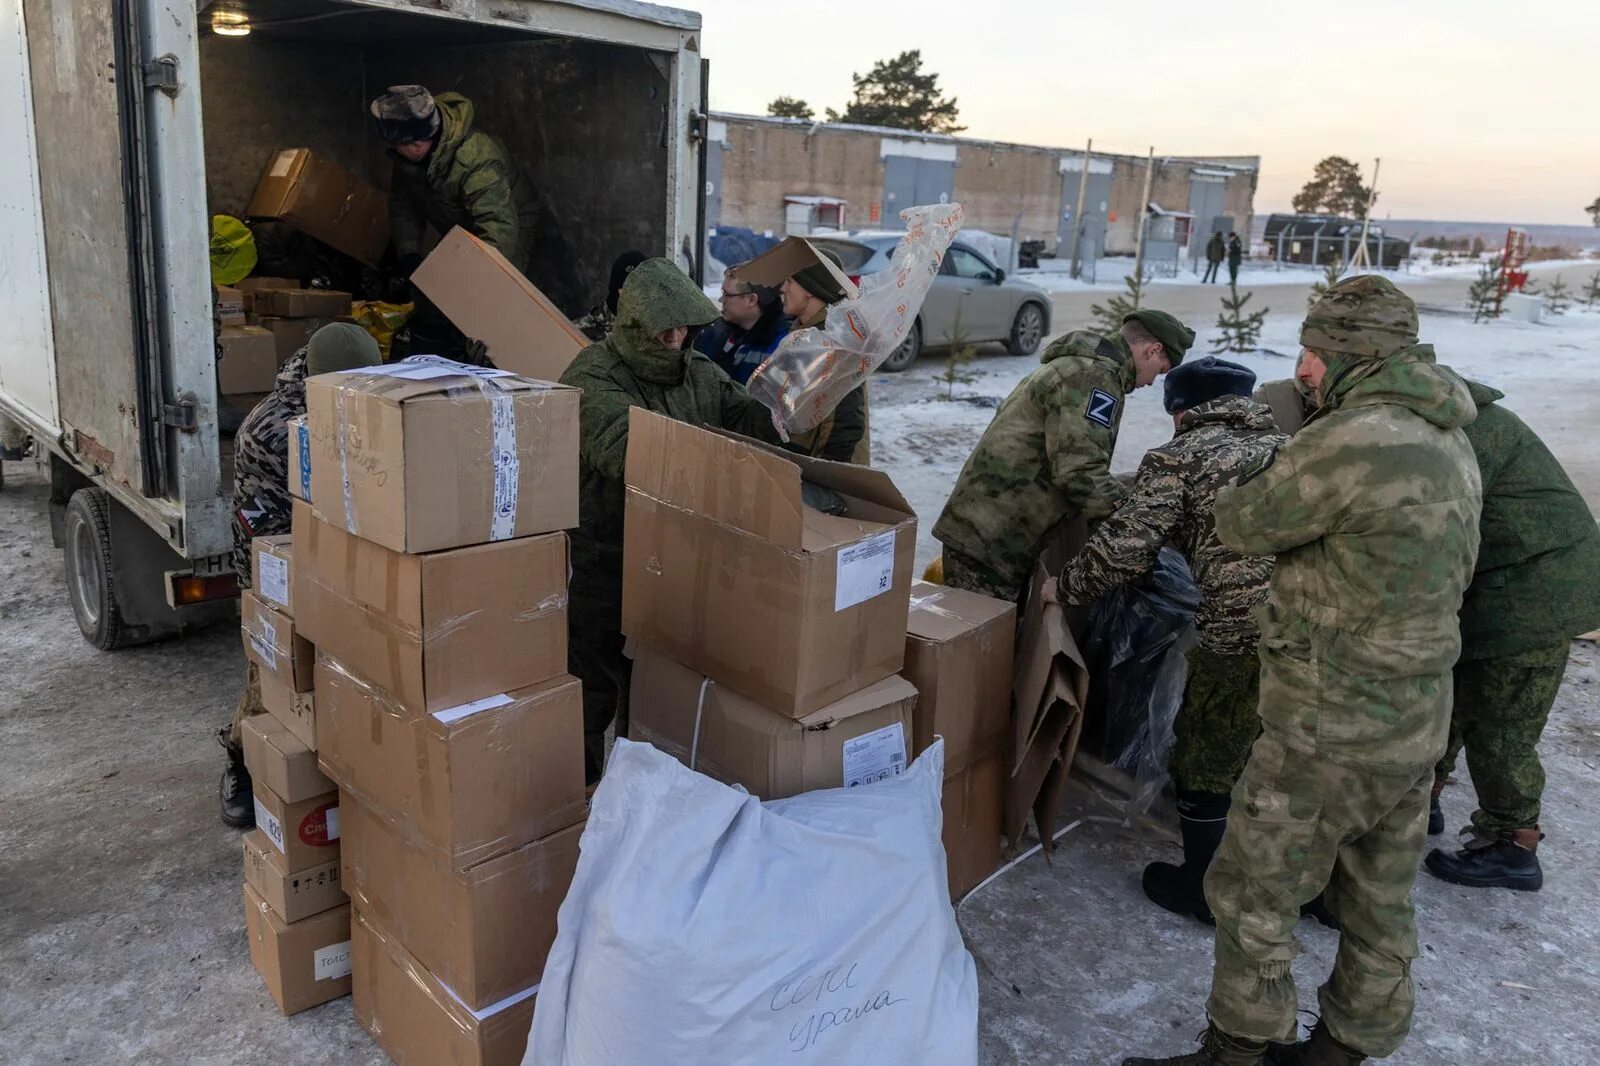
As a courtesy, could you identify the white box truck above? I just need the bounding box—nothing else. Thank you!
[0,0,710,647]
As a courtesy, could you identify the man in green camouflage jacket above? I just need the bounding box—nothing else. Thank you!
[560,259,781,783]
[934,308,1194,603]
[1125,276,1482,1066]
[1052,357,1286,926]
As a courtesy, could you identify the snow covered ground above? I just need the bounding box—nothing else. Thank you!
[1017,254,1600,294]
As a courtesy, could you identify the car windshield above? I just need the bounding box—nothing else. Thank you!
[806,240,876,273]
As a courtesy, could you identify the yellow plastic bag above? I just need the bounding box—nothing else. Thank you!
[350,300,414,361]
[210,215,257,286]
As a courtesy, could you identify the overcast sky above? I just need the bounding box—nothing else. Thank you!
[692,0,1597,225]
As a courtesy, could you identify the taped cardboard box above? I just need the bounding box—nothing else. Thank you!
[622,409,916,716]
[246,148,390,266]
[904,580,1016,775]
[303,362,580,554]
[218,326,278,396]
[241,591,314,693]
[412,226,587,383]
[292,503,568,715]
[244,884,352,1016]
[353,909,537,1066]
[629,644,917,800]
[259,314,349,365]
[243,712,332,802]
[237,275,300,314]
[315,660,585,869]
[259,670,317,751]
[942,747,1005,901]
[341,794,581,1010]
[251,535,294,615]
[252,780,341,874]
[254,288,353,319]
[216,285,246,326]
[244,829,345,924]
[287,415,312,504]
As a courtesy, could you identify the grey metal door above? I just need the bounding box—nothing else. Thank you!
[882,156,953,228]
[1187,177,1227,271]
[706,141,725,231]
[1058,170,1110,266]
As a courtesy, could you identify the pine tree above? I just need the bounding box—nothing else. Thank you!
[1088,268,1148,335]
[1307,259,1343,310]
[1582,271,1600,309]
[1291,156,1376,218]
[1467,261,1502,322]
[933,310,981,400]
[1543,274,1572,316]
[1211,283,1267,354]
[825,51,964,133]
[767,96,814,121]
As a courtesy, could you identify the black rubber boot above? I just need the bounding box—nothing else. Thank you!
[1124,1023,1268,1065]
[1143,790,1230,926]
[1265,1021,1366,1064]
[219,734,254,830]
[1425,828,1543,891]
[1427,777,1446,836]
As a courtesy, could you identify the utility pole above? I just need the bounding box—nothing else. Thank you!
[1347,156,1381,271]
[1130,147,1156,309]
[1068,138,1093,280]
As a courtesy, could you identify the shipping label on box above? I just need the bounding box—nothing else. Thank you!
[218,326,278,396]
[903,580,1016,775]
[244,884,352,1016]
[303,358,579,554]
[243,711,331,801]
[241,591,314,693]
[287,415,312,504]
[251,535,294,615]
[252,781,340,873]
[244,829,345,924]
[246,148,389,266]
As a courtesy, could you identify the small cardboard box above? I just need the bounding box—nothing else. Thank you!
[629,645,917,800]
[293,503,568,715]
[622,409,917,716]
[253,288,353,319]
[287,415,312,504]
[259,315,347,364]
[218,326,278,396]
[244,829,345,924]
[341,795,581,1010]
[216,285,246,326]
[353,909,537,1066]
[904,580,1016,775]
[252,781,341,874]
[246,148,390,266]
[243,712,332,802]
[303,362,580,555]
[238,275,300,313]
[412,226,587,383]
[727,236,861,300]
[244,884,352,1016]
[316,662,585,869]
[259,671,317,751]
[942,748,1005,901]
[241,591,314,693]
[251,535,294,615]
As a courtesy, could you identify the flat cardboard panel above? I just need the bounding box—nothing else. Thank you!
[244,830,345,924]
[903,580,1016,775]
[246,148,390,266]
[252,781,340,874]
[341,796,582,1010]
[244,884,352,1016]
[251,535,294,615]
[303,369,580,555]
[242,712,332,802]
[412,226,587,383]
[241,592,314,693]
[942,749,1005,901]
[353,909,537,1066]
[727,236,860,300]
[218,326,278,395]
[292,504,569,716]
[628,645,917,800]
[315,664,586,870]
[259,671,317,751]
[253,289,353,319]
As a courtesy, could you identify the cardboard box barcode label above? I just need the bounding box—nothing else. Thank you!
[259,553,290,609]
[835,530,898,612]
[842,721,906,788]
[256,796,285,852]
[314,939,354,981]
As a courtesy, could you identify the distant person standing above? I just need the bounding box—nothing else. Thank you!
[1227,232,1244,285]
[1203,232,1225,284]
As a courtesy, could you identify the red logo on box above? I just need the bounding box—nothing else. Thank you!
[299,802,338,847]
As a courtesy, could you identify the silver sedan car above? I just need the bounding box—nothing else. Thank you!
[808,233,1052,371]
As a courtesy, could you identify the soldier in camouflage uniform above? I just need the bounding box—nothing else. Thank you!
[1252,351,1316,435]
[218,324,381,829]
[1125,277,1482,1066]
[934,308,1193,603]
[1051,357,1286,925]
[561,259,782,783]
[1422,378,1600,891]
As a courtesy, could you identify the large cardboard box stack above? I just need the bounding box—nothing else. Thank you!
[622,409,923,801]
[290,359,584,1064]
[239,535,351,1015]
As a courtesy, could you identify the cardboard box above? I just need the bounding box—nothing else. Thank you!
[352,909,537,1066]
[218,326,278,396]
[341,795,581,1009]
[622,409,917,716]
[243,712,332,802]
[216,285,246,326]
[259,315,347,365]
[252,781,341,873]
[629,645,918,800]
[251,535,294,615]
[904,580,1016,775]
[253,288,353,319]
[246,148,390,266]
[259,670,318,751]
[237,275,300,314]
[244,829,345,924]
[303,363,580,555]
[413,226,587,383]
[287,415,312,504]
[244,884,352,1015]
[316,662,585,868]
[727,236,861,300]
[241,591,314,693]
[293,503,569,715]
[942,748,1005,901]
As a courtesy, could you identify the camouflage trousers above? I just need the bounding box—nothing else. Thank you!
[940,547,1022,605]
[1435,639,1569,835]
[1205,733,1431,1057]
[225,660,265,749]
[1170,646,1261,794]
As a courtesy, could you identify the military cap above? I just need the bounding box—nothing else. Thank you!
[306,322,382,377]
[1301,274,1418,361]
[1163,355,1256,413]
[1122,308,1195,366]
[792,247,848,305]
[370,85,442,145]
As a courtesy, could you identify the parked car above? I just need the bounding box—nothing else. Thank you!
[807,234,1053,371]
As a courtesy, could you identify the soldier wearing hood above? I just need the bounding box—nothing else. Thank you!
[560,259,782,783]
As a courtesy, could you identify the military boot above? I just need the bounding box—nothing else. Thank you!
[1264,1022,1366,1065]
[1143,791,1230,925]
[1425,827,1543,891]
[1427,777,1446,836]
[1124,1023,1267,1065]
[219,733,254,830]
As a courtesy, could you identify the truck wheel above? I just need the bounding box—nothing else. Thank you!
[880,320,922,373]
[1006,303,1046,356]
[64,488,127,650]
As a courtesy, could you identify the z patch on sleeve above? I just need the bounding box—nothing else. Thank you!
[1085,388,1119,428]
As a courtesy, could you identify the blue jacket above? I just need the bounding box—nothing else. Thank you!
[693,305,792,384]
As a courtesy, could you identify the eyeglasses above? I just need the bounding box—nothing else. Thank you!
[718,289,756,302]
